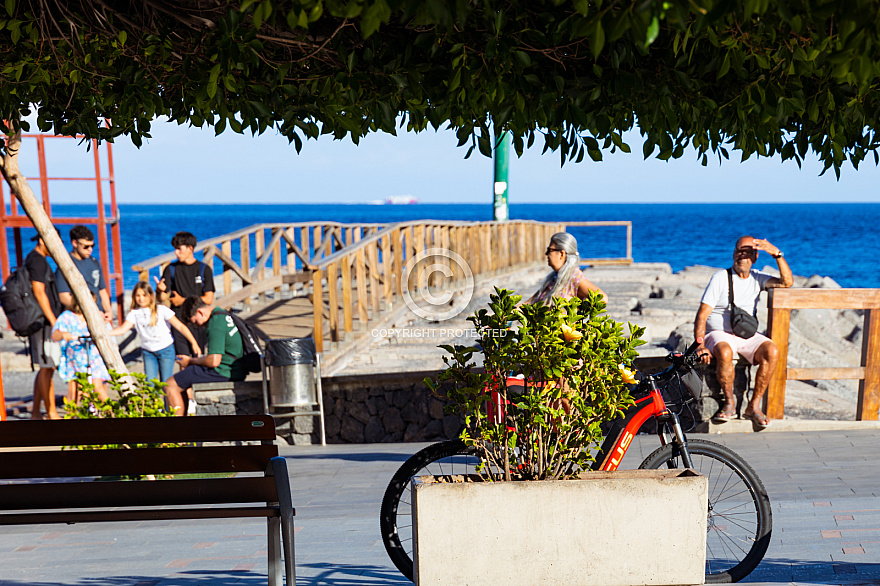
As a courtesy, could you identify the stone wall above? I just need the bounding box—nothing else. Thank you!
[193,372,463,445]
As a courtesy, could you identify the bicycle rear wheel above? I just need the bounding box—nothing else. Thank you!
[639,438,771,583]
[380,440,479,581]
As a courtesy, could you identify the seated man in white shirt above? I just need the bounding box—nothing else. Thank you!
[694,236,793,428]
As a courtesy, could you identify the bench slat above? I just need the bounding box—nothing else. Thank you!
[0,477,278,510]
[0,506,294,525]
[0,415,277,447]
[0,445,279,479]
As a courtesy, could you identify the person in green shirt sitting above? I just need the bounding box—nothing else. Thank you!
[164,297,246,416]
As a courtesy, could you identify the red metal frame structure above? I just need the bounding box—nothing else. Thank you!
[0,134,124,421]
[0,134,124,318]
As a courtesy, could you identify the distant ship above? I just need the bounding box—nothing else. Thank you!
[385,195,419,205]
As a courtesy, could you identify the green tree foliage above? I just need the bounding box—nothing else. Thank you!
[0,1,878,175]
[427,289,645,481]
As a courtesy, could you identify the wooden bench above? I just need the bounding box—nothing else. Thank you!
[0,415,295,586]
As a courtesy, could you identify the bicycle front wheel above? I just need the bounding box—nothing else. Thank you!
[639,438,772,583]
[380,440,481,581]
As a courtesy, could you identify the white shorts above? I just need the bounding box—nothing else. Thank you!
[704,330,772,365]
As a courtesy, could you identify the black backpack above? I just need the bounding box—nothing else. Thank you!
[215,308,263,373]
[0,264,45,337]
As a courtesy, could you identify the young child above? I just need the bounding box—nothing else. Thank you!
[108,281,201,383]
[51,294,110,404]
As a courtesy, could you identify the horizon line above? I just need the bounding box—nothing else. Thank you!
[42,200,880,205]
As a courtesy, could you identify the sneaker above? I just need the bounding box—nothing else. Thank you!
[186,401,197,416]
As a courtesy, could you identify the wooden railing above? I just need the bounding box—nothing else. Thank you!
[131,222,381,306]
[309,220,563,352]
[766,288,880,421]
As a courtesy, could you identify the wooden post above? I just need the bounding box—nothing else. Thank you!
[517,222,527,266]
[450,227,461,282]
[301,226,310,267]
[240,235,251,306]
[765,290,790,420]
[354,229,369,325]
[327,262,339,343]
[858,309,880,420]
[341,254,353,335]
[312,269,324,353]
[441,226,451,287]
[286,228,296,274]
[222,240,232,297]
[382,234,393,309]
[272,229,282,296]
[410,225,419,260]
[482,225,492,273]
[500,223,510,269]
[415,224,425,258]
[255,228,265,304]
[392,228,403,298]
[468,226,479,275]
[367,241,380,317]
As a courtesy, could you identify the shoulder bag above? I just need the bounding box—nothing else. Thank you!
[727,268,758,339]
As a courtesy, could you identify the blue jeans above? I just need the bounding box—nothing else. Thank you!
[143,343,176,383]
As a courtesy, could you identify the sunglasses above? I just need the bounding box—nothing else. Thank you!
[735,247,757,255]
[78,242,94,250]
[546,247,563,255]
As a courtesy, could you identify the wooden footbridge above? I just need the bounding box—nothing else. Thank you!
[132,220,632,373]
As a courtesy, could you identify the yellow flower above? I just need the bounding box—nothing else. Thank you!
[560,324,583,341]
[619,364,637,385]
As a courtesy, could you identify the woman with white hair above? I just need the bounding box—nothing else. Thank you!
[527,232,607,304]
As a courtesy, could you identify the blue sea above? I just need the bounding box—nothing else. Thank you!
[9,203,879,291]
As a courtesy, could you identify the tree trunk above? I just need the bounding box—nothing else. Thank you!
[0,131,128,375]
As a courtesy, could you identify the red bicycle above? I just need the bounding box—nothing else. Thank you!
[380,340,772,583]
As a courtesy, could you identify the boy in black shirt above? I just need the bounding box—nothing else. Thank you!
[155,232,215,356]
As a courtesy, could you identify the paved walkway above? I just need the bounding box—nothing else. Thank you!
[0,430,878,585]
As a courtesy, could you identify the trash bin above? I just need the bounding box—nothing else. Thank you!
[264,337,318,407]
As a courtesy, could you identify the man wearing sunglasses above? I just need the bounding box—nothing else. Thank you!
[55,225,112,323]
[694,236,793,428]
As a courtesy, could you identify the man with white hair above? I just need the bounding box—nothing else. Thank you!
[695,236,793,428]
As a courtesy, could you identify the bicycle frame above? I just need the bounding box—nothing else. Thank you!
[486,372,695,474]
[593,375,694,471]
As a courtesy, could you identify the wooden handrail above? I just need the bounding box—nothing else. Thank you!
[312,219,554,270]
[308,220,562,353]
[131,222,383,273]
[766,287,880,421]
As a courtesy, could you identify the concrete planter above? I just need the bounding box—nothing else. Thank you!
[412,469,707,586]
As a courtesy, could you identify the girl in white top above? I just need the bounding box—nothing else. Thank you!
[108,281,201,382]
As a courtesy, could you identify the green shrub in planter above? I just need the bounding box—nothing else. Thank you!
[427,288,645,481]
[64,371,179,453]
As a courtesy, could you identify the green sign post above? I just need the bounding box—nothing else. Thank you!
[493,132,510,221]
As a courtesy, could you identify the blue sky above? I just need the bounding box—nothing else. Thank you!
[16,118,880,204]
